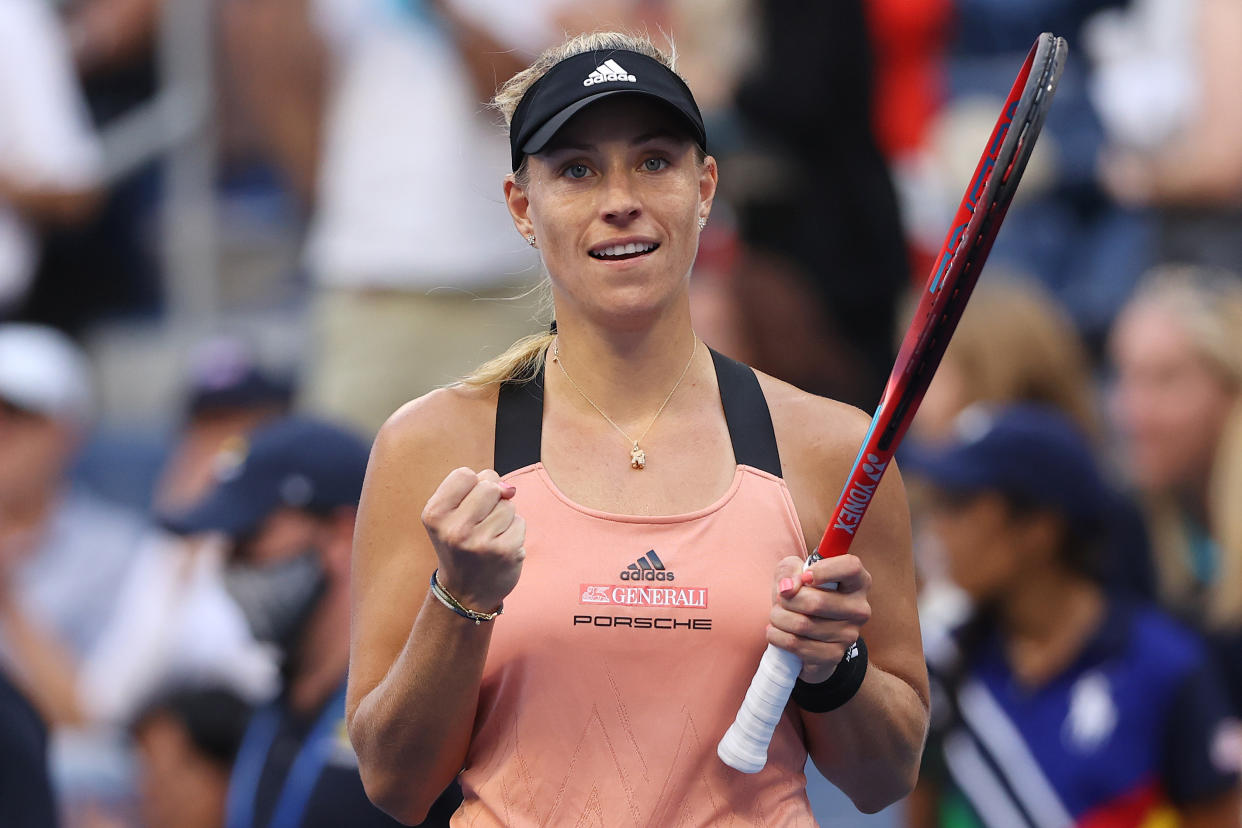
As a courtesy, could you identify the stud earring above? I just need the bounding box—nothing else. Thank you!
[698,216,707,230]
[526,234,537,247]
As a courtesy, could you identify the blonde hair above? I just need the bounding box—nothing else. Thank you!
[462,31,683,388]
[1125,266,1242,629]
[940,277,1099,437]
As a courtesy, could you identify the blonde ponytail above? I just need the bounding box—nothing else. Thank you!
[461,331,555,387]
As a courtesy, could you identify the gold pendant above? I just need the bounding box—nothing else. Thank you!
[630,443,646,470]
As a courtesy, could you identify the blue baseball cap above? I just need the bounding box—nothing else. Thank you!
[903,405,1109,528]
[161,416,371,538]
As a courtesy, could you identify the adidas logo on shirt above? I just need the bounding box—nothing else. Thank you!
[620,549,674,581]
[583,59,638,86]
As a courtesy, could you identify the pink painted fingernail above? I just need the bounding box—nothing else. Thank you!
[500,483,517,496]
[801,570,814,585]
[779,577,794,593]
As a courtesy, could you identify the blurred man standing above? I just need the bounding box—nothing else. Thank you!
[0,323,151,723]
[162,416,460,827]
[225,0,585,434]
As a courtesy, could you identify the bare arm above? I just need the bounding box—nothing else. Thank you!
[0,174,100,226]
[429,0,529,105]
[65,0,163,76]
[768,390,930,813]
[0,590,87,727]
[1102,0,1242,206]
[218,0,327,205]
[346,390,524,824]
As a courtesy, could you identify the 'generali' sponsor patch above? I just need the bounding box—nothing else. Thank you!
[580,584,708,609]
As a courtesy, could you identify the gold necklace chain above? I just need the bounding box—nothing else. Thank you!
[551,335,698,470]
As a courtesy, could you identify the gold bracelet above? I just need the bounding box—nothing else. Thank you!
[429,570,503,625]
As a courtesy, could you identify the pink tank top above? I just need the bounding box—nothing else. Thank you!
[453,352,817,826]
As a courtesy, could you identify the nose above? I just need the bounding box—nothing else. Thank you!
[600,170,641,224]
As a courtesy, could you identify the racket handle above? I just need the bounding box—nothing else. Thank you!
[717,643,802,773]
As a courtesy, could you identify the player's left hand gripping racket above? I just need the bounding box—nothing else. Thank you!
[717,32,1068,774]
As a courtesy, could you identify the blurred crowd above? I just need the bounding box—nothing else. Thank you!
[1,0,1241,826]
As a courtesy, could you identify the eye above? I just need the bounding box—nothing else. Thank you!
[563,163,591,180]
[641,157,670,172]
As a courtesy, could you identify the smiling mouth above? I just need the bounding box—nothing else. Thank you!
[589,242,660,261]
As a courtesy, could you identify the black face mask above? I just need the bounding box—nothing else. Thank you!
[223,547,327,654]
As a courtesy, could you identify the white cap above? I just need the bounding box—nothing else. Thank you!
[0,324,93,425]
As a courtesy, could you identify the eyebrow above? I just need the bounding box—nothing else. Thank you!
[544,129,685,154]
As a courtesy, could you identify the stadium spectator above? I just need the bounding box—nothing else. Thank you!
[129,685,251,828]
[153,336,294,515]
[226,0,589,434]
[906,405,1242,828]
[1109,266,1242,712]
[0,323,275,819]
[901,278,1157,612]
[729,0,908,410]
[1092,0,1242,271]
[161,416,461,826]
[0,0,103,317]
[0,322,154,725]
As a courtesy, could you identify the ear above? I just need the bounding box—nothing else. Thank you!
[697,155,719,225]
[504,173,535,241]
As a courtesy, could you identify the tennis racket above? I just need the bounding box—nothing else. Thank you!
[717,32,1068,774]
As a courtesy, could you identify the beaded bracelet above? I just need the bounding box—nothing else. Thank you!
[792,637,868,713]
[429,570,503,625]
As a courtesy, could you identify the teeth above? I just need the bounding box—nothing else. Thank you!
[593,242,657,258]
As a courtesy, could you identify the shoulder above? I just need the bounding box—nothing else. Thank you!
[752,368,907,547]
[755,370,874,470]
[1122,601,1211,679]
[371,383,499,476]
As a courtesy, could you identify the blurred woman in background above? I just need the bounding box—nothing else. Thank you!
[1109,265,1242,711]
[912,277,1098,444]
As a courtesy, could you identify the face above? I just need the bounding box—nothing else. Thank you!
[234,507,325,566]
[0,400,74,508]
[134,714,229,828]
[505,96,717,327]
[927,491,1024,604]
[226,508,333,647]
[1109,301,1237,493]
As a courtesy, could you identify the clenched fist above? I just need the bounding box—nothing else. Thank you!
[421,468,526,613]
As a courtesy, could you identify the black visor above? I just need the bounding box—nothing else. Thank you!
[508,49,707,171]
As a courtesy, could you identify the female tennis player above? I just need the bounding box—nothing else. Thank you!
[346,32,929,825]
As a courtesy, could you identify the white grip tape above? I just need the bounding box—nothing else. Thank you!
[718,558,840,773]
[716,642,803,773]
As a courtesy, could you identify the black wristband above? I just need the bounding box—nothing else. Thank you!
[792,637,868,713]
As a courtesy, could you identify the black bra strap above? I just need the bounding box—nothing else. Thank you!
[494,366,544,476]
[709,348,783,478]
[493,348,782,479]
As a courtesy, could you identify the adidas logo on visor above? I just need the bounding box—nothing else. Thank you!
[584,59,638,86]
[620,550,674,581]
